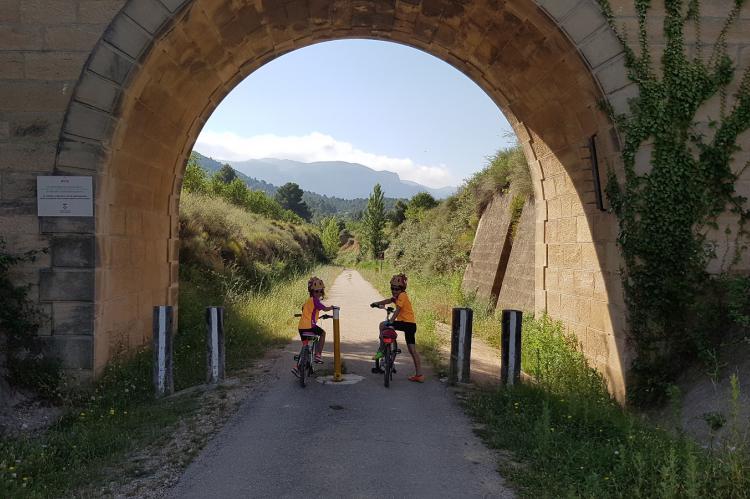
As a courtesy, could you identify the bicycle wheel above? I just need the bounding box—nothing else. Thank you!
[299,346,308,388]
[384,343,392,388]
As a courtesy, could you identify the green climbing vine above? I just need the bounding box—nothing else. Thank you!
[0,238,60,397]
[597,0,750,404]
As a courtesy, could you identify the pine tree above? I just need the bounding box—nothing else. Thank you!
[275,182,312,221]
[361,184,387,259]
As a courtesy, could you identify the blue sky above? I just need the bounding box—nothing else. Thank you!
[195,39,514,189]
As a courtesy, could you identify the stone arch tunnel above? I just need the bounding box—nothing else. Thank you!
[3,0,750,400]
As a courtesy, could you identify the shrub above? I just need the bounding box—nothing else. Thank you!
[0,238,61,398]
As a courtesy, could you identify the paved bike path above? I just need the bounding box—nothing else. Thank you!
[168,269,513,498]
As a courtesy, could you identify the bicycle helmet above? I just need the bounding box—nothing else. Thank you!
[308,276,325,293]
[390,273,407,290]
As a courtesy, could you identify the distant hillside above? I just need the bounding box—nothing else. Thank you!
[191,151,399,219]
[193,153,455,200]
[192,152,277,195]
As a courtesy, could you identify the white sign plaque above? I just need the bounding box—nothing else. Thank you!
[37,176,93,217]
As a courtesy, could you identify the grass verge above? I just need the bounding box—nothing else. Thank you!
[0,266,340,498]
[357,264,750,497]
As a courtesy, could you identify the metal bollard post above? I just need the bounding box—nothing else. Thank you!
[501,309,522,386]
[205,306,226,384]
[333,306,342,382]
[153,306,174,398]
[450,307,473,384]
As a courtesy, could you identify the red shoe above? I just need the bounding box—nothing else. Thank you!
[408,374,425,383]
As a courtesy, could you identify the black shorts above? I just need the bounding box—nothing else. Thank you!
[391,321,417,345]
[298,326,325,340]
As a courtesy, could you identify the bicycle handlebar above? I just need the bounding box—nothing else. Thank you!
[370,303,395,312]
[293,313,334,319]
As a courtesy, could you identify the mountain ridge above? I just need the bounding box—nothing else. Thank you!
[195,152,455,200]
[191,151,401,220]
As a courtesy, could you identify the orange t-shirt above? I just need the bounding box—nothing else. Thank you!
[394,292,415,323]
[297,296,320,329]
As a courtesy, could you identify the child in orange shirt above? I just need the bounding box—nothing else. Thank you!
[293,276,336,377]
[370,273,423,382]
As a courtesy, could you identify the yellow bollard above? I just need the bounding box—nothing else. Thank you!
[333,306,342,382]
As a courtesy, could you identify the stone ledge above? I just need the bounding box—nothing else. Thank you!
[535,0,580,22]
[160,0,190,13]
[62,102,114,142]
[124,0,172,35]
[595,54,631,93]
[51,236,95,267]
[103,12,153,60]
[40,217,95,234]
[40,336,93,370]
[75,71,122,113]
[88,42,135,85]
[580,25,624,70]
[560,1,607,44]
[39,269,94,301]
[56,137,108,171]
[53,302,94,336]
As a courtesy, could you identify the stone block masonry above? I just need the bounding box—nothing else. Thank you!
[2,0,748,402]
[497,200,535,312]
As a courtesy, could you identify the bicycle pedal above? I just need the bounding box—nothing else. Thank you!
[395,349,402,354]
[392,368,397,374]
[371,367,384,374]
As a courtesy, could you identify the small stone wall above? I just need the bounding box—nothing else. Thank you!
[497,200,536,312]
[462,194,513,303]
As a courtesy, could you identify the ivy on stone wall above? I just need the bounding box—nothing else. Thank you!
[0,238,60,397]
[597,0,750,404]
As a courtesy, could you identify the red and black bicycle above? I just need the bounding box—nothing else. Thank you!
[371,305,401,388]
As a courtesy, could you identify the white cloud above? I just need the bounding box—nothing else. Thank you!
[194,130,456,188]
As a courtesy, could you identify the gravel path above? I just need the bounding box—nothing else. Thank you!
[167,269,514,498]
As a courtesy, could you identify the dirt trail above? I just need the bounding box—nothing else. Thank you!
[167,269,513,498]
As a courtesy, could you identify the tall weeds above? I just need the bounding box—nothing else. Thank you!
[357,265,750,497]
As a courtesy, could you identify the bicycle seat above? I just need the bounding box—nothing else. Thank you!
[382,329,398,339]
[301,333,320,339]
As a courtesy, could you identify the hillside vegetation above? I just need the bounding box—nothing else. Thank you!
[180,192,324,288]
[192,151,401,221]
[339,145,532,275]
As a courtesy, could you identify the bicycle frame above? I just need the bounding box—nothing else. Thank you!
[376,307,400,387]
[293,313,332,388]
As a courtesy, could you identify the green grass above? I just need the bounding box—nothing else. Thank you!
[357,264,750,498]
[0,265,341,498]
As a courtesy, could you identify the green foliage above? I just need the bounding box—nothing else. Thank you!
[508,194,526,240]
[464,311,750,497]
[358,265,750,498]
[388,199,408,227]
[183,154,300,223]
[385,146,531,276]
[387,200,475,275]
[465,145,532,215]
[0,238,61,398]
[404,192,439,221]
[321,217,341,261]
[0,266,340,497]
[179,192,324,289]
[361,184,387,259]
[215,164,237,184]
[275,182,312,221]
[182,154,210,193]
[597,0,750,404]
[174,266,341,389]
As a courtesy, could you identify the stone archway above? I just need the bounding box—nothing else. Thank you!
[52,0,631,396]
